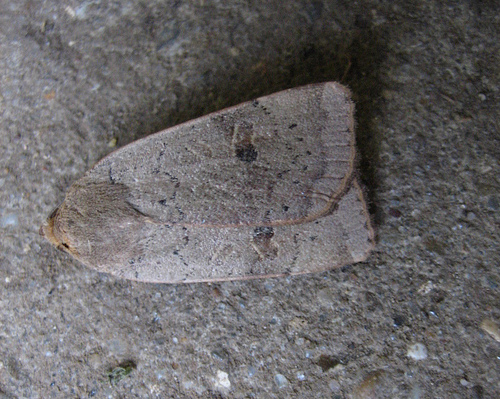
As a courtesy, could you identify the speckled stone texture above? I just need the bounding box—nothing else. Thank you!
[0,1,498,398]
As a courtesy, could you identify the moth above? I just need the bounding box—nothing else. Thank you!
[40,82,375,283]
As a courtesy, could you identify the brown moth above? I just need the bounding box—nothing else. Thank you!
[40,82,375,283]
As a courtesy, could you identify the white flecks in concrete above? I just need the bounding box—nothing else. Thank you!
[64,6,76,18]
[214,370,230,389]
[407,343,428,360]
[296,372,305,381]
[417,281,435,295]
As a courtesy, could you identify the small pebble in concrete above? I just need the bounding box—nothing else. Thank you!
[487,195,498,210]
[0,213,18,228]
[215,370,230,389]
[247,365,256,377]
[480,319,500,342]
[274,374,289,388]
[417,281,435,295]
[407,343,428,360]
[329,380,341,392]
[353,370,386,398]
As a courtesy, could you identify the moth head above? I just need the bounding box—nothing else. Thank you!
[39,206,79,256]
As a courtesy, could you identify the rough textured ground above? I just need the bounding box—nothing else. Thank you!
[0,1,499,398]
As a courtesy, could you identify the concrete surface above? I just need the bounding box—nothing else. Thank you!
[0,0,498,398]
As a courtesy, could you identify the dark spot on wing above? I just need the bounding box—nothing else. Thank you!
[235,144,258,163]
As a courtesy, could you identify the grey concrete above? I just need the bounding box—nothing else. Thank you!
[0,1,498,398]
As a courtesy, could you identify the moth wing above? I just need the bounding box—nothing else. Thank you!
[98,179,375,283]
[88,82,356,227]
